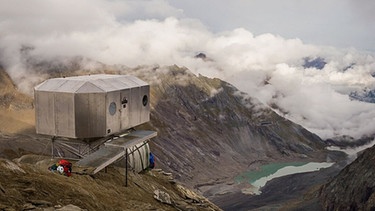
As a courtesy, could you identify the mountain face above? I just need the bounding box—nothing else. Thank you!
[0,64,328,202]
[135,65,327,191]
[319,144,375,210]
[303,57,326,69]
[0,67,33,110]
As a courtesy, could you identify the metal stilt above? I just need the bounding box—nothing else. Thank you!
[125,148,128,187]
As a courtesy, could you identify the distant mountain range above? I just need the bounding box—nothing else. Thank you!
[302,56,375,105]
[349,88,375,103]
[303,57,326,69]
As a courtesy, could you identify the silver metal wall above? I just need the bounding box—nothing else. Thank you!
[34,75,151,139]
[35,91,55,136]
[55,92,75,137]
[106,90,121,136]
[75,92,106,138]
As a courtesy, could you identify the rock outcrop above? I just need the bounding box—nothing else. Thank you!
[319,144,375,210]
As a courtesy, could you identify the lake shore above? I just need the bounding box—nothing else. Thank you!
[211,160,347,211]
[206,150,349,210]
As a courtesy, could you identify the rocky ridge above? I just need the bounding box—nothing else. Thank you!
[137,65,328,192]
[319,144,375,210]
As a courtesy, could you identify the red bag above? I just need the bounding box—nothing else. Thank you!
[58,159,72,177]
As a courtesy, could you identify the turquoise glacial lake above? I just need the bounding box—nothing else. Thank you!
[235,162,307,183]
[235,161,334,194]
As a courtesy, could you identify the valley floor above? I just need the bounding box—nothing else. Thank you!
[210,151,349,210]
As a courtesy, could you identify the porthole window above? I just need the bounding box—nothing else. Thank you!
[142,95,148,106]
[109,102,117,115]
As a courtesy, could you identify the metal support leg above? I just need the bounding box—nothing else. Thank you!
[125,148,128,187]
[88,141,91,155]
[51,137,55,159]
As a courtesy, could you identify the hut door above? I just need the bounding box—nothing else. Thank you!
[120,90,131,130]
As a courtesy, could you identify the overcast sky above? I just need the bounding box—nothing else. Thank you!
[167,0,375,52]
[1,0,375,140]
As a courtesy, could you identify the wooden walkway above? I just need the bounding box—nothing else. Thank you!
[76,130,157,174]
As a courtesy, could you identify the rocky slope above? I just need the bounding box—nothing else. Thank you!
[0,67,221,210]
[136,65,328,190]
[0,154,221,211]
[319,144,375,210]
[0,67,33,110]
[0,63,331,209]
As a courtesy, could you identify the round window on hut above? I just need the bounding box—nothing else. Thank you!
[142,95,148,106]
[109,102,117,115]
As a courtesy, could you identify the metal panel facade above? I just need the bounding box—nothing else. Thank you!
[120,89,131,130]
[75,92,106,138]
[139,85,150,123]
[105,91,121,136]
[129,87,141,127]
[35,91,55,135]
[55,92,75,137]
[34,74,151,139]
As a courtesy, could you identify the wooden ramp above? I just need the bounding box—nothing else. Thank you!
[76,130,157,175]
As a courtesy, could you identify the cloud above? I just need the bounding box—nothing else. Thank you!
[1,0,375,140]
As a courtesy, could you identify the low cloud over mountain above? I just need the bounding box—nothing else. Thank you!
[1,0,375,140]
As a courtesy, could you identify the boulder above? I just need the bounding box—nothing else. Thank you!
[153,189,172,205]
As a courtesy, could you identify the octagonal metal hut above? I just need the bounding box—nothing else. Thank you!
[34,74,150,139]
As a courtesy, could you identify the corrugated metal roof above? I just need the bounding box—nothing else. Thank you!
[35,74,147,93]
